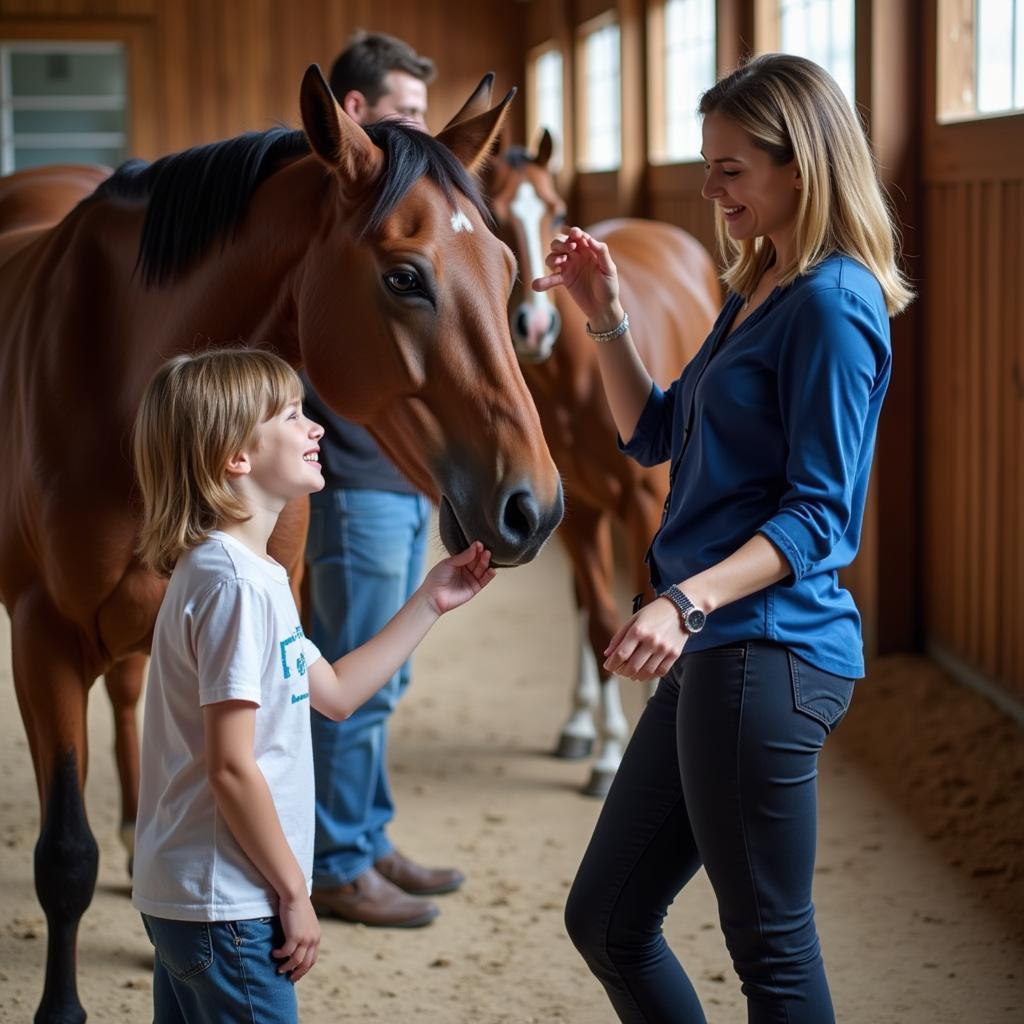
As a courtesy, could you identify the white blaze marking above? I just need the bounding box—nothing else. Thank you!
[451,208,474,233]
[510,181,555,317]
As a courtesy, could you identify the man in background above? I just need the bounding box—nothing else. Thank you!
[303,31,463,929]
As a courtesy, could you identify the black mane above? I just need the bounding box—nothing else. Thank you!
[503,145,534,168]
[90,120,489,288]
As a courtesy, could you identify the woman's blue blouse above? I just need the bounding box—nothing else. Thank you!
[621,254,892,678]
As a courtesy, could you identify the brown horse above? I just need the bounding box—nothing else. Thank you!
[0,67,562,1024]
[486,130,720,796]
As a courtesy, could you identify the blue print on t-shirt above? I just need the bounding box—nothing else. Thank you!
[279,626,308,680]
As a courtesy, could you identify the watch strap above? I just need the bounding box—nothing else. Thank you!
[659,585,705,633]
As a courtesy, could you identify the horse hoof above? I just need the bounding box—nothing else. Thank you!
[582,768,615,799]
[554,734,594,760]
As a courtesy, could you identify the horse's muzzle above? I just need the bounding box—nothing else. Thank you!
[439,481,563,567]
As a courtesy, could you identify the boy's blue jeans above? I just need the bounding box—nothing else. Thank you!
[141,914,298,1023]
[305,487,429,886]
[565,641,854,1024]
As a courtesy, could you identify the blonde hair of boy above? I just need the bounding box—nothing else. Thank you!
[699,53,914,316]
[133,348,302,576]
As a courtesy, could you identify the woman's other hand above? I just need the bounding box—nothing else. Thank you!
[603,598,687,682]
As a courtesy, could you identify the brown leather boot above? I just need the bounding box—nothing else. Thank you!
[311,867,439,928]
[374,849,465,896]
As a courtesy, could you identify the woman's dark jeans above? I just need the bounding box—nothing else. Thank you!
[565,641,854,1023]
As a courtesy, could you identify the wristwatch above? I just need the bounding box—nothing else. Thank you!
[659,585,707,634]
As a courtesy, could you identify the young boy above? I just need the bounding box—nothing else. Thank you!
[130,349,494,1023]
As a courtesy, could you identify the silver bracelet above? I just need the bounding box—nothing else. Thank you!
[585,310,630,342]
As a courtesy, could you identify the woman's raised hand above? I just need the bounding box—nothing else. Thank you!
[532,226,623,329]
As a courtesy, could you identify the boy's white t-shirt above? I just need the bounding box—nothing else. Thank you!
[132,530,322,922]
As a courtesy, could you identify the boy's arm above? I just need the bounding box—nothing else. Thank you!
[308,541,494,722]
[307,589,439,721]
[203,700,320,981]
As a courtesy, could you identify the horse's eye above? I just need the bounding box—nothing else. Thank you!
[384,269,422,294]
[551,211,567,229]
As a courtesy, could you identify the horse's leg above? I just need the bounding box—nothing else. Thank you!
[13,589,98,1024]
[557,505,629,798]
[552,572,599,760]
[103,653,146,874]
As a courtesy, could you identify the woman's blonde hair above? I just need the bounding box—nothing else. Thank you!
[133,348,302,576]
[699,53,913,315]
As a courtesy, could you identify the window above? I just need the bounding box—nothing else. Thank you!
[528,45,564,171]
[578,19,621,172]
[650,0,717,163]
[759,0,856,105]
[939,0,1024,120]
[0,41,128,174]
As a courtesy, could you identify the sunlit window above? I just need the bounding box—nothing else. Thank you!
[578,20,621,172]
[777,0,856,105]
[529,45,564,171]
[938,0,1024,120]
[0,41,128,174]
[650,0,717,163]
[977,0,1023,112]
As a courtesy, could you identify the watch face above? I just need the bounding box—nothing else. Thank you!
[685,608,706,633]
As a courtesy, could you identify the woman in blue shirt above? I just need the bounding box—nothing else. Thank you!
[534,54,913,1023]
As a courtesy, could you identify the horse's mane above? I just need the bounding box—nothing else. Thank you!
[90,121,489,288]
[503,145,535,169]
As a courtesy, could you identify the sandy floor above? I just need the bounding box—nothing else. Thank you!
[1,533,1022,1023]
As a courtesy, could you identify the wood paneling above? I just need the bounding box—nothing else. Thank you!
[863,0,923,654]
[646,162,715,255]
[1,0,526,157]
[923,176,1024,702]
[921,2,1024,702]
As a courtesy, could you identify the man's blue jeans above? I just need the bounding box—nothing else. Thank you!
[142,914,298,1024]
[306,487,429,886]
[565,641,854,1023]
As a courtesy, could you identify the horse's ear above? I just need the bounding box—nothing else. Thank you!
[441,72,495,131]
[299,64,380,181]
[436,87,517,177]
[535,128,554,169]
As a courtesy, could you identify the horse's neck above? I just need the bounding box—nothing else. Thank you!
[61,156,330,367]
[154,161,332,362]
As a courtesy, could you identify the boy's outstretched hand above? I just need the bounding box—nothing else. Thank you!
[422,541,496,615]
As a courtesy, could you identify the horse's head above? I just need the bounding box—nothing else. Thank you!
[296,67,562,567]
[486,130,565,364]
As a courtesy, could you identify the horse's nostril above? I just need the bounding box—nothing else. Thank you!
[515,309,530,340]
[500,488,540,544]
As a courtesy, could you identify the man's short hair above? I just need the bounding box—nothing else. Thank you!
[328,30,436,104]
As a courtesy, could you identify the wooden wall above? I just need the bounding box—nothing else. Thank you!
[0,0,526,156]
[921,4,1024,706]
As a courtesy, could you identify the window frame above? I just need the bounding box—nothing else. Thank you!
[0,19,156,170]
[924,0,1024,183]
[755,0,857,106]
[527,40,567,172]
[936,0,1024,124]
[575,10,623,173]
[0,39,129,174]
[647,0,719,167]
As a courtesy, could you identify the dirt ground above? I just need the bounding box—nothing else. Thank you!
[1,533,1022,1023]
